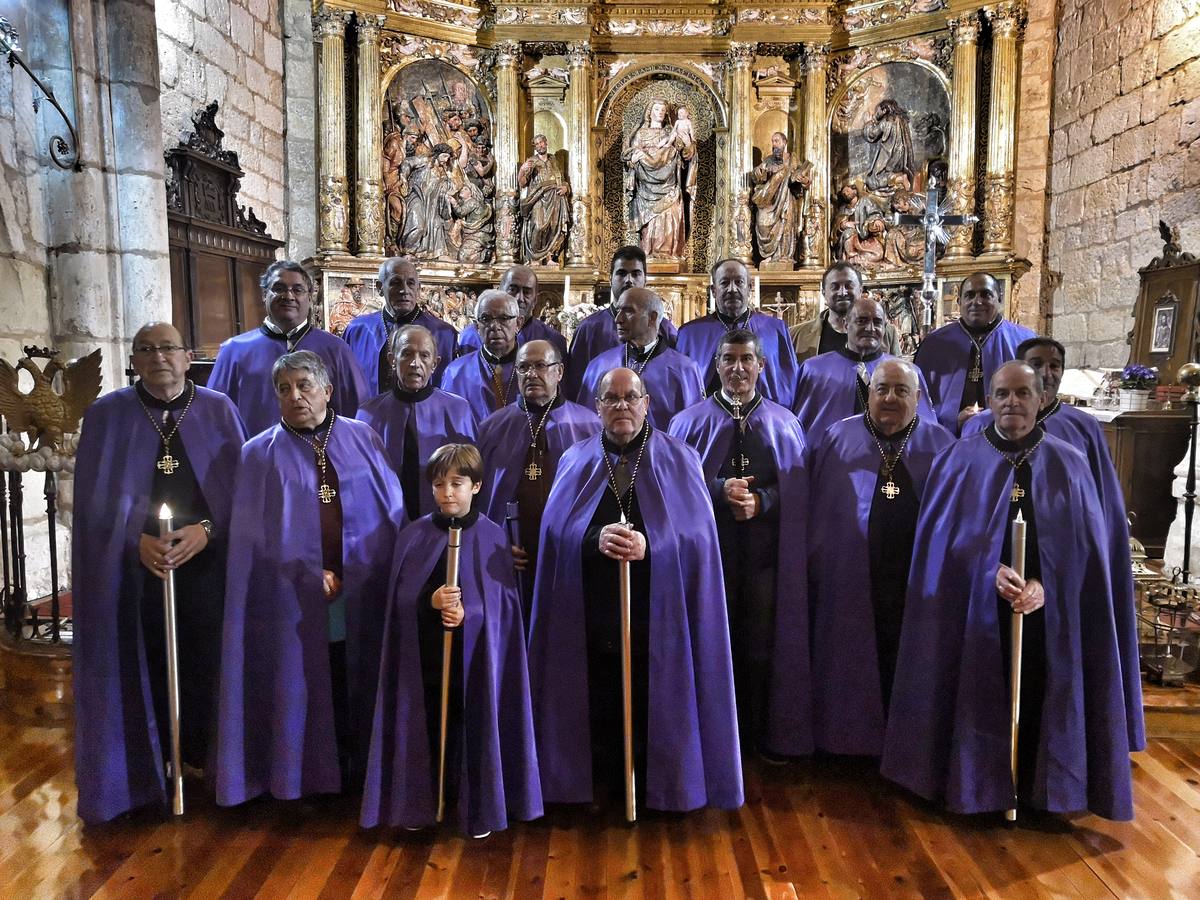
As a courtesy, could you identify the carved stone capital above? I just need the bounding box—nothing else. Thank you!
[567,41,593,69]
[313,6,352,40]
[802,43,830,73]
[985,1,1027,39]
[948,12,980,45]
[356,13,386,44]
[728,42,756,69]
[495,40,522,69]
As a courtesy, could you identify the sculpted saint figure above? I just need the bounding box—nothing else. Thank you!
[623,99,696,260]
[750,132,812,266]
[517,134,571,265]
[863,100,915,192]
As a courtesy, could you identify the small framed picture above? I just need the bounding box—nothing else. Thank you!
[1150,303,1176,354]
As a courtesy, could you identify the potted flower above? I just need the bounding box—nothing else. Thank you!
[1117,364,1159,410]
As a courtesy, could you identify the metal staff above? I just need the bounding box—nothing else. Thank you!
[504,501,527,605]
[437,524,462,824]
[1006,509,1027,823]
[158,503,184,816]
[618,512,636,823]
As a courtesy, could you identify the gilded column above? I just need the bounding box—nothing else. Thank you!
[945,12,980,259]
[314,5,352,254]
[494,40,523,265]
[354,14,386,257]
[727,41,756,263]
[801,43,830,269]
[983,1,1026,254]
[566,41,593,268]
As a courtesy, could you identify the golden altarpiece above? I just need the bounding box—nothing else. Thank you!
[308,0,1030,349]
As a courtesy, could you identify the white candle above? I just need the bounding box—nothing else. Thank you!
[753,275,761,307]
[1011,509,1026,582]
[563,274,571,306]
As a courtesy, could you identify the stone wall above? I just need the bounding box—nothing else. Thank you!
[156,0,289,245]
[1047,0,1200,367]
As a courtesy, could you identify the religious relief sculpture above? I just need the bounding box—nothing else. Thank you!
[517,134,571,265]
[863,100,916,192]
[623,99,697,261]
[750,132,813,269]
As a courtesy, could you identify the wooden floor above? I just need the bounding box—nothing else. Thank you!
[2,713,1199,898]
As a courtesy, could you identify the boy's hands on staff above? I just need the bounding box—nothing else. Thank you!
[599,523,646,562]
[322,569,342,601]
[433,585,464,627]
[511,544,529,571]
[996,564,1044,613]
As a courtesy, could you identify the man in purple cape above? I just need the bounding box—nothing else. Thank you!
[476,340,599,616]
[440,290,523,422]
[808,360,954,757]
[963,336,1144,750]
[342,257,459,392]
[793,296,935,440]
[577,287,704,432]
[361,444,542,836]
[667,329,810,756]
[913,271,1035,434]
[456,264,569,362]
[563,244,678,401]
[881,362,1133,821]
[209,260,369,434]
[675,258,800,409]
[356,324,476,518]
[216,352,405,805]
[528,368,743,812]
[73,322,246,824]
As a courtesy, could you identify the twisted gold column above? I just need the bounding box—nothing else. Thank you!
[727,41,755,263]
[801,43,830,269]
[946,12,980,259]
[984,1,1026,254]
[566,41,593,268]
[314,5,352,254]
[494,40,522,265]
[354,14,386,257]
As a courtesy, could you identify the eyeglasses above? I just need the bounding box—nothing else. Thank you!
[515,361,562,375]
[132,345,186,356]
[476,314,517,326]
[268,284,311,297]
[598,394,646,409]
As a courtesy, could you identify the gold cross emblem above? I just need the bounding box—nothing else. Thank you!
[524,462,543,481]
[1010,483,1025,503]
[157,454,179,475]
[318,483,338,504]
[969,365,983,382]
[881,481,900,500]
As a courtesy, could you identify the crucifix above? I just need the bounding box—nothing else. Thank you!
[894,177,978,334]
[1010,483,1025,503]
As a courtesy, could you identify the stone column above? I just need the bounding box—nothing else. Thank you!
[314,5,352,254]
[494,40,523,265]
[566,41,593,268]
[983,1,1026,255]
[801,43,830,269]
[354,14,386,257]
[727,41,755,263]
[945,12,981,259]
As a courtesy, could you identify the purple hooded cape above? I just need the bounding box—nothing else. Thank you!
[527,430,743,810]
[808,414,954,756]
[355,388,478,518]
[475,398,600,525]
[72,387,246,824]
[563,306,679,401]
[360,515,543,833]
[576,346,705,432]
[342,309,459,392]
[439,350,520,422]
[913,318,1035,433]
[793,351,937,441]
[215,417,405,805]
[208,327,370,435]
[666,396,813,756]
[458,317,569,363]
[880,433,1133,820]
[674,312,801,410]
[963,404,1144,750]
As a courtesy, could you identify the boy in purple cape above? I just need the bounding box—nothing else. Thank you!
[361,444,542,837]
[528,367,743,812]
[963,337,1144,750]
[577,287,704,432]
[356,324,477,519]
[675,258,801,409]
[667,329,810,756]
[342,257,459,391]
[216,351,405,806]
[913,271,1035,434]
[456,264,569,362]
[208,260,369,435]
[475,339,599,617]
[793,295,936,441]
[808,360,954,757]
[73,322,246,824]
[881,362,1133,821]
[440,290,524,422]
[563,245,678,401]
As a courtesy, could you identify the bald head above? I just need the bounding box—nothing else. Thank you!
[475,289,522,356]
[868,358,921,432]
[516,339,563,405]
[596,367,650,446]
[613,287,664,347]
[988,361,1043,440]
[131,321,191,401]
[132,321,184,348]
[377,256,421,316]
[870,358,919,391]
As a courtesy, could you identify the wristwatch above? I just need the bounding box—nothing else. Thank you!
[199,519,214,539]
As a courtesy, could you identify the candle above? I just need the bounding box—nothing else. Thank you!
[753,275,761,307]
[563,274,571,306]
[1011,509,1026,583]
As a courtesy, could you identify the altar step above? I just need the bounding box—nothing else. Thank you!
[1143,681,1200,738]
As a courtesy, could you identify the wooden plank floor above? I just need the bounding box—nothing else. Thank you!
[1,711,1198,899]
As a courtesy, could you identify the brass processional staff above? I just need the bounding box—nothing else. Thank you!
[436,524,462,823]
[158,503,185,816]
[1006,510,1027,822]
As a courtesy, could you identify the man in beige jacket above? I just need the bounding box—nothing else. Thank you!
[790,262,900,363]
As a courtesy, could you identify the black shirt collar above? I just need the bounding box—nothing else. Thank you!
[626,338,663,364]
[1037,397,1061,423]
[136,379,193,411]
[985,421,1044,452]
[432,508,480,530]
[521,391,566,415]
[714,309,751,328]
[392,382,435,403]
[287,408,334,437]
[602,422,650,458]
[866,412,916,442]
[713,390,761,418]
[838,345,884,364]
[963,316,1002,340]
[480,345,517,366]
[261,320,311,342]
[383,305,421,327]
